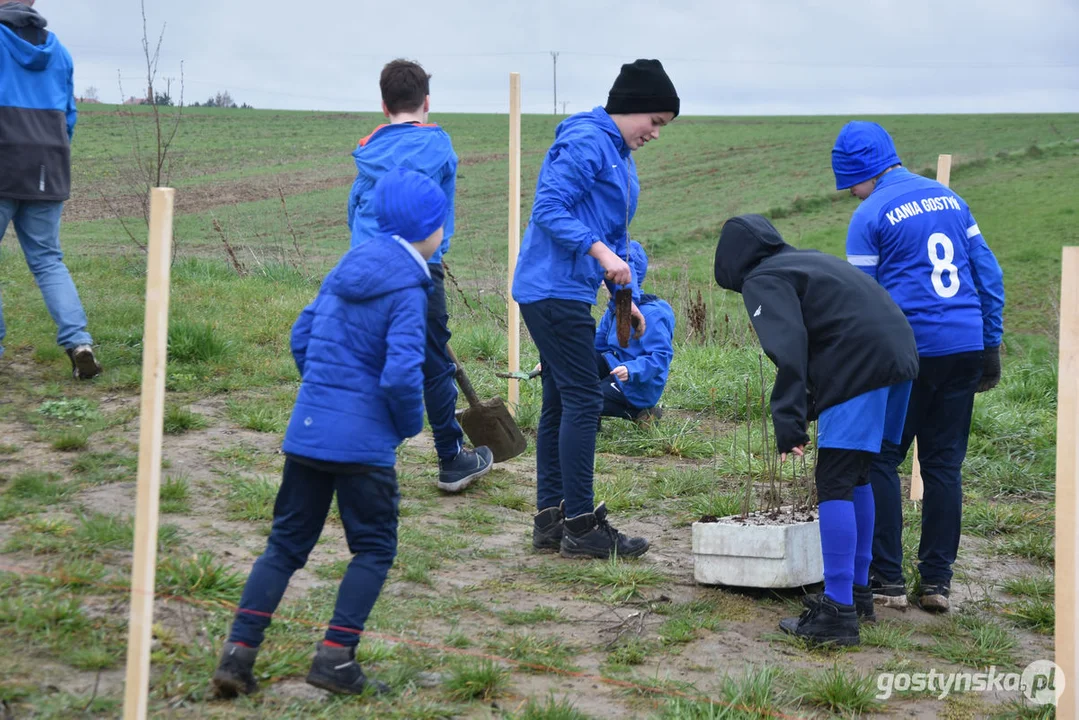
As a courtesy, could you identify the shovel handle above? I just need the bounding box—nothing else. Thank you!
[446,344,482,408]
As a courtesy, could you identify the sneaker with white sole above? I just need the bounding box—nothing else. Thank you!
[437,446,493,492]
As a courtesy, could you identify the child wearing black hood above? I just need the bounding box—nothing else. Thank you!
[713,214,918,646]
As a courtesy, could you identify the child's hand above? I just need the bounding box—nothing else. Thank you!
[630,302,647,337]
[612,365,629,381]
[533,362,542,374]
[780,444,807,463]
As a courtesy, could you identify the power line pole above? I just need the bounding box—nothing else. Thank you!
[561,101,569,114]
[550,51,559,115]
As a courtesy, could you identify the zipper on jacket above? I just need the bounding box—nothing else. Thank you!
[39,165,46,192]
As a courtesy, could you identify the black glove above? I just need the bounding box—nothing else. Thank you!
[977,346,1001,393]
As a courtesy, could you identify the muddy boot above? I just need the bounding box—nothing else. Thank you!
[779,594,859,646]
[532,501,564,551]
[853,584,877,623]
[211,641,259,698]
[870,577,909,610]
[560,502,649,559]
[66,344,102,381]
[918,584,950,613]
[305,642,390,696]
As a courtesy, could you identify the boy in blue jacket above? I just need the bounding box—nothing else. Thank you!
[0,0,101,379]
[347,58,492,493]
[212,168,447,698]
[514,59,679,559]
[833,121,1005,613]
[594,241,675,425]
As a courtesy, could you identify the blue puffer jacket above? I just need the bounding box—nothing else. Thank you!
[512,107,641,305]
[596,295,676,409]
[282,234,433,466]
[0,2,77,201]
[347,123,457,264]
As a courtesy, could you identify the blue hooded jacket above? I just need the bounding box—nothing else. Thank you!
[347,123,457,264]
[512,107,641,305]
[282,234,433,467]
[0,2,76,201]
[594,241,674,408]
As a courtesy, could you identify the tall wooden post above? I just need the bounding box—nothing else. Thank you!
[507,72,522,414]
[122,188,174,720]
[1056,247,1079,717]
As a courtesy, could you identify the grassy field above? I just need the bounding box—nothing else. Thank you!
[0,105,1074,718]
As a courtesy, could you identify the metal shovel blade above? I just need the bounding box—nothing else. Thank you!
[455,397,527,463]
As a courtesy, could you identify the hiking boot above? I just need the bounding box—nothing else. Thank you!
[634,405,663,428]
[560,502,649,559]
[66,344,102,380]
[919,584,951,613]
[853,584,877,623]
[779,594,860,646]
[305,642,390,696]
[532,501,564,552]
[437,446,493,492]
[870,577,909,610]
[211,641,259,698]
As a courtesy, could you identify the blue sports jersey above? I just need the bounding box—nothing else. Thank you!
[845,168,1004,357]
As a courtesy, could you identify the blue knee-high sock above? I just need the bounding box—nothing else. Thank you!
[818,500,856,606]
[852,484,875,587]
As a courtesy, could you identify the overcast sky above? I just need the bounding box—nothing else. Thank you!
[39,0,1079,115]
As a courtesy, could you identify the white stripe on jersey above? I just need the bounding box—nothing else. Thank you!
[847,254,879,267]
[966,224,981,238]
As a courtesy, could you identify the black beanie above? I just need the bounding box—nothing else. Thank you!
[605,59,680,118]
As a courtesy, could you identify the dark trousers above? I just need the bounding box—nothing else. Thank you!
[520,299,602,518]
[229,456,399,648]
[599,374,643,420]
[869,351,983,587]
[425,264,465,460]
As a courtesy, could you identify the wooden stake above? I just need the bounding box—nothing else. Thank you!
[506,72,522,416]
[1056,247,1079,717]
[909,153,953,501]
[122,188,175,720]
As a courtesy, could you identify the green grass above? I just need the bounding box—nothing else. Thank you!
[1,106,1074,717]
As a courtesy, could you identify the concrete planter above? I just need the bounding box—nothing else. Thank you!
[691,509,823,588]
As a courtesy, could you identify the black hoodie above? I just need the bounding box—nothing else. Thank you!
[714,214,919,453]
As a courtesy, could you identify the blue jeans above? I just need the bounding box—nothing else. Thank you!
[229,456,399,648]
[520,299,602,518]
[425,264,465,460]
[869,351,983,587]
[0,199,92,357]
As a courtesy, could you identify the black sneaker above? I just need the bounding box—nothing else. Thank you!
[919,583,950,613]
[779,594,860,646]
[305,643,390,696]
[211,641,259,698]
[870,577,909,609]
[66,344,102,380]
[853,584,877,623]
[560,502,649,559]
[532,501,564,551]
[437,446,493,492]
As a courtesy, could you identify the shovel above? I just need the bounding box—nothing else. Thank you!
[447,344,528,463]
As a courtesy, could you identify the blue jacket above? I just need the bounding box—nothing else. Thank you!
[347,123,456,264]
[0,3,76,201]
[846,167,1005,356]
[282,234,433,466]
[512,107,642,305]
[595,295,675,409]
